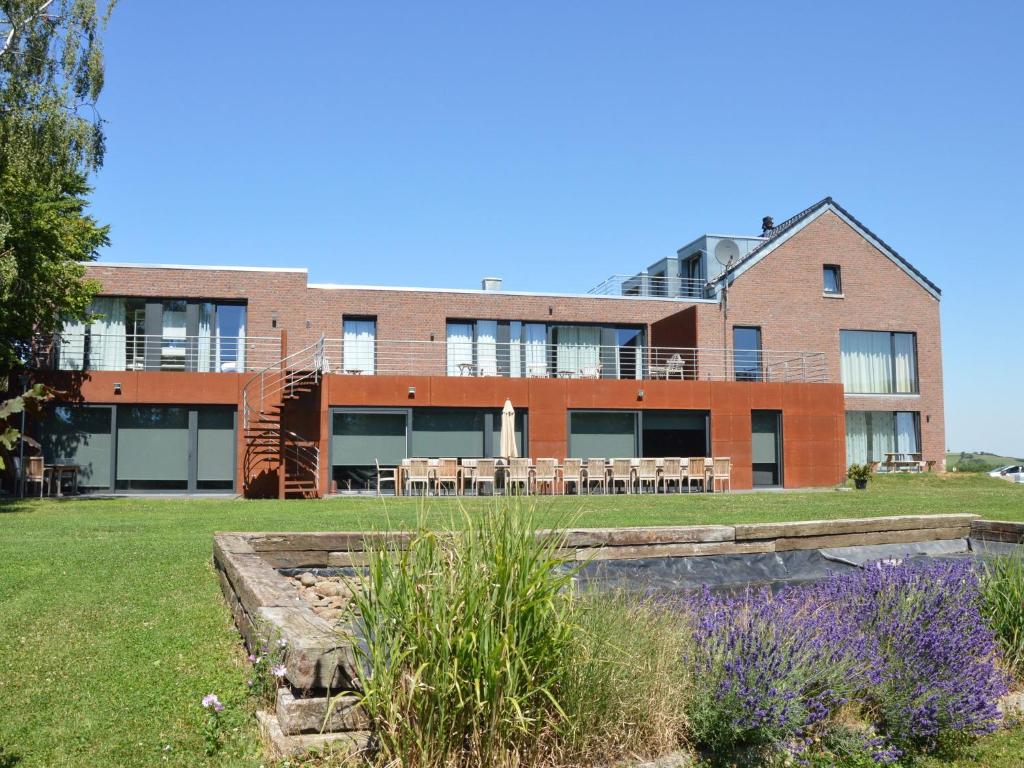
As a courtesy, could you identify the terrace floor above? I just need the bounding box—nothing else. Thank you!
[1,473,1022,767]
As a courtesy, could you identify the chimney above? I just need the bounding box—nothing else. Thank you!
[761,216,774,236]
[481,277,502,292]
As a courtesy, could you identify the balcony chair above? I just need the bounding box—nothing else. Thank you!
[636,458,659,494]
[660,457,683,493]
[585,458,607,494]
[609,459,634,494]
[578,363,602,379]
[405,458,431,496]
[374,458,397,496]
[562,458,583,495]
[434,458,461,496]
[470,458,498,496]
[506,458,532,495]
[534,458,558,495]
[687,457,706,493]
[712,457,732,493]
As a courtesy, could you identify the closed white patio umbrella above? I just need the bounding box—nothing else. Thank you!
[499,399,518,459]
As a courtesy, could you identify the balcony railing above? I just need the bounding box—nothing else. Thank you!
[34,333,281,373]
[587,274,713,300]
[322,339,829,383]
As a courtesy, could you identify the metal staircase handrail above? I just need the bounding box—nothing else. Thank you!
[241,334,325,497]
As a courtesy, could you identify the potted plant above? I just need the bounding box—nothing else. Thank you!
[847,463,872,490]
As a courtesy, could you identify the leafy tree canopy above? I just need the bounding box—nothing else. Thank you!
[0,0,115,375]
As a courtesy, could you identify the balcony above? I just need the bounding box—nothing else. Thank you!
[33,333,281,373]
[321,339,829,383]
[587,274,713,300]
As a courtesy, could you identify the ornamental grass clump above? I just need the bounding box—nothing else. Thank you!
[352,502,690,767]
[979,550,1024,682]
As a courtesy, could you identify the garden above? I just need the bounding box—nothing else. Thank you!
[1,473,1023,766]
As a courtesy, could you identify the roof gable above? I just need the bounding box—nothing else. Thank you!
[711,198,941,299]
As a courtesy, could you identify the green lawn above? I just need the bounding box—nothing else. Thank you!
[1,473,1022,767]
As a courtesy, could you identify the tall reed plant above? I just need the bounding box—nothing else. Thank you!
[352,502,579,767]
[980,550,1024,682]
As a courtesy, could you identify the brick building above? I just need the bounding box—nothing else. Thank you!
[29,197,943,497]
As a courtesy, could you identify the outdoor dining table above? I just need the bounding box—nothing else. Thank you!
[45,463,80,496]
[881,452,923,472]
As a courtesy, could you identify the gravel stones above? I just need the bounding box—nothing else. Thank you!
[287,573,360,624]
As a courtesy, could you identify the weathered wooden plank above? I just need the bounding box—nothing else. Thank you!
[326,551,374,567]
[775,527,969,552]
[577,540,774,561]
[257,607,360,691]
[735,514,977,541]
[247,531,412,553]
[213,533,256,555]
[276,689,368,735]
[561,525,734,548]
[215,547,308,615]
[971,520,1024,541]
[260,550,335,569]
[257,710,370,760]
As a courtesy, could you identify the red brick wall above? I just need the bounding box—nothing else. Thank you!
[693,211,945,468]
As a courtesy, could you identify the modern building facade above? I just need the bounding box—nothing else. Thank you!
[28,197,943,497]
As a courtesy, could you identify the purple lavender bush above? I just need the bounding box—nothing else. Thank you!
[684,559,1008,764]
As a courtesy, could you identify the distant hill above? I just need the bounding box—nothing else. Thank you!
[947,451,1024,472]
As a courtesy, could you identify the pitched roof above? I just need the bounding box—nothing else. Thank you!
[710,197,941,299]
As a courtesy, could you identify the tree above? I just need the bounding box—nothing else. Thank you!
[0,0,115,376]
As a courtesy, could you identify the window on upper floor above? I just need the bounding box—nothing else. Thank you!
[840,331,918,394]
[342,316,376,374]
[681,253,704,298]
[823,265,842,295]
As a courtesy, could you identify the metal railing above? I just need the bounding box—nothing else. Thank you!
[321,339,829,383]
[34,332,281,373]
[587,274,713,299]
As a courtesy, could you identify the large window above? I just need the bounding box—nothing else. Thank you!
[823,265,842,295]
[115,405,235,491]
[41,406,114,490]
[845,411,920,466]
[446,320,644,379]
[568,410,709,459]
[57,298,247,372]
[733,326,763,382]
[342,317,376,374]
[840,331,918,394]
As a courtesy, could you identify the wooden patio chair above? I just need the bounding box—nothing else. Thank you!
[406,458,431,496]
[585,458,607,494]
[660,457,683,493]
[23,456,51,498]
[609,458,634,494]
[534,458,558,495]
[434,458,461,496]
[637,458,659,493]
[562,458,583,495]
[470,458,497,496]
[712,457,731,493]
[687,457,706,493]
[506,458,532,495]
[374,458,397,496]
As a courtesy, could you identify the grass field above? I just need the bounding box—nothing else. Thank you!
[947,451,1024,471]
[1,473,1022,767]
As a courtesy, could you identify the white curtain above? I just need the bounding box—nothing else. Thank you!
[524,324,547,377]
[895,411,919,454]
[343,319,376,374]
[476,320,498,376]
[845,411,868,466]
[840,331,894,394]
[893,334,917,393]
[871,411,895,461]
[555,326,601,376]
[446,323,473,376]
[197,303,213,372]
[508,322,522,378]
[57,317,87,370]
[88,297,126,370]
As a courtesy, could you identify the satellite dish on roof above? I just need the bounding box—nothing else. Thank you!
[713,238,740,267]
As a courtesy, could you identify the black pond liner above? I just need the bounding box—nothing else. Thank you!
[278,538,1022,597]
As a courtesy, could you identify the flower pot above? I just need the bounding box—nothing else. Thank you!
[854,478,868,490]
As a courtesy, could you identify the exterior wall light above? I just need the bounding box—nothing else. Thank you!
[113,382,122,395]
[637,389,645,401]
[408,386,416,398]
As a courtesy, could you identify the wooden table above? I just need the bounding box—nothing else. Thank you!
[882,452,923,472]
[46,463,80,496]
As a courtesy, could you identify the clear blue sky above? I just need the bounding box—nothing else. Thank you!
[90,1,1023,457]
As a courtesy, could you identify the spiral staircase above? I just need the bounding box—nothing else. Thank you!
[241,336,325,499]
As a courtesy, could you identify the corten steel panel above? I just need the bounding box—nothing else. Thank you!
[650,306,698,348]
[38,370,243,404]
